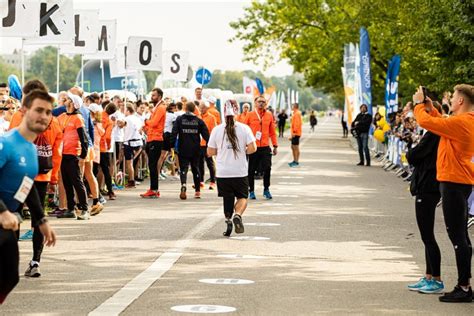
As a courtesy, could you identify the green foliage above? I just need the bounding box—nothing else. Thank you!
[0,57,21,83]
[231,0,474,104]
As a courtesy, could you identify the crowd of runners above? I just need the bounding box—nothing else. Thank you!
[0,79,304,303]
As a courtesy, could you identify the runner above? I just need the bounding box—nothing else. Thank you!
[161,102,177,179]
[199,101,217,189]
[206,96,222,125]
[141,88,166,198]
[309,110,318,133]
[289,103,302,167]
[0,89,57,304]
[277,109,288,137]
[57,93,89,220]
[413,84,474,303]
[123,103,144,188]
[207,100,256,236]
[236,103,250,123]
[244,95,278,200]
[351,104,372,166]
[170,102,209,200]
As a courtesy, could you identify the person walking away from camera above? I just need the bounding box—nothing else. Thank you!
[171,102,209,200]
[123,104,143,189]
[406,126,443,294]
[309,110,317,133]
[352,104,372,166]
[341,113,349,138]
[208,100,256,236]
[413,84,474,303]
[277,109,288,138]
[199,101,217,190]
[289,103,303,167]
[0,89,57,304]
[244,96,278,200]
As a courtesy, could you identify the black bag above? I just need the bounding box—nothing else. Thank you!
[34,133,53,174]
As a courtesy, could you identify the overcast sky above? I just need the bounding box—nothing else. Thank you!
[0,0,293,77]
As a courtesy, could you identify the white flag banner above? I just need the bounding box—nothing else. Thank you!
[83,20,117,60]
[0,0,40,37]
[61,10,100,54]
[23,0,74,45]
[126,36,163,71]
[162,50,189,81]
[243,76,256,95]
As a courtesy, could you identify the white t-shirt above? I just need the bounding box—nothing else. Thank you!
[174,110,185,118]
[164,112,176,133]
[208,121,256,178]
[124,115,144,146]
[111,111,125,142]
[0,117,10,136]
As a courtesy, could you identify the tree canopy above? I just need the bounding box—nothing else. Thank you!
[230,0,474,105]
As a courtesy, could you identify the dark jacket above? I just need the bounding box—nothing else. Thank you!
[406,131,440,196]
[352,112,372,133]
[170,113,209,158]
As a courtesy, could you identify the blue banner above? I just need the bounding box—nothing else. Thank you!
[255,77,265,95]
[385,55,401,115]
[359,27,372,114]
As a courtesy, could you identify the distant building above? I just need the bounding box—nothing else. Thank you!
[0,49,30,70]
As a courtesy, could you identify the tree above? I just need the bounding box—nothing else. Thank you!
[231,0,474,104]
[0,57,21,83]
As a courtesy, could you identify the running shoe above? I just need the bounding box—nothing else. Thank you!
[468,216,474,229]
[223,219,233,237]
[140,189,159,199]
[209,182,216,190]
[419,279,444,294]
[180,186,187,200]
[233,214,244,234]
[90,203,104,216]
[98,195,107,205]
[205,178,212,184]
[108,192,117,200]
[57,210,77,219]
[439,286,472,303]
[194,191,201,199]
[407,277,430,291]
[192,182,205,189]
[19,229,33,241]
[249,191,256,200]
[77,209,91,220]
[125,181,136,189]
[48,208,66,217]
[24,263,41,278]
[288,161,296,167]
[263,190,273,200]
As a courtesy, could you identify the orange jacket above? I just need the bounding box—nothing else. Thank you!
[414,104,474,185]
[100,112,113,152]
[35,118,63,183]
[244,109,278,148]
[145,101,166,142]
[208,106,221,125]
[8,109,24,129]
[200,112,217,146]
[236,112,250,124]
[291,110,303,137]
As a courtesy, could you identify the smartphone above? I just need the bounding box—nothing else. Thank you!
[421,86,428,102]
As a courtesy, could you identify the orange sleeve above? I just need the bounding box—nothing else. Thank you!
[50,119,63,184]
[269,114,278,147]
[8,111,24,130]
[146,105,165,128]
[414,104,464,140]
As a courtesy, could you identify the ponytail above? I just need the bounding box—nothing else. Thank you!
[224,115,240,158]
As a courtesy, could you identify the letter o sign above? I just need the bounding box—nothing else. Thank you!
[139,41,152,65]
[127,36,163,71]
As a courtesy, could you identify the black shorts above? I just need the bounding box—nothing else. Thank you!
[162,132,172,151]
[291,136,300,145]
[217,177,249,199]
[123,144,141,160]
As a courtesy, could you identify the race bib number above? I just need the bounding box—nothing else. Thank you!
[14,176,34,204]
[255,131,262,141]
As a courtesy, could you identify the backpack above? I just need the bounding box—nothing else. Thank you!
[34,133,53,174]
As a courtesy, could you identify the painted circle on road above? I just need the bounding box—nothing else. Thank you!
[199,278,254,285]
[171,305,236,313]
[256,211,289,215]
[230,236,270,241]
[245,223,281,227]
[217,254,265,259]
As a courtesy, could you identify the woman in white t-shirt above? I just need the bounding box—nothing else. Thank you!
[207,100,257,237]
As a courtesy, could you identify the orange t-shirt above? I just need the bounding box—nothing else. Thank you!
[208,106,221,125]
[8,109,24,130]
[35,117,63,184]
[200,112,217,146]
[291,110,303,136]
[58,113,85,156]
[236,112,249,124]
[100,112,113,152]
[244,109,278,148]
[414,104,474,185]
[145,102,166,142]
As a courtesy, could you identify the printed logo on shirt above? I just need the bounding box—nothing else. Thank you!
[19,156,27,167]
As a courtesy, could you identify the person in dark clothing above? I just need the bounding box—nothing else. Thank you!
[277,109,288,137]
[341,114,348,138]
[406,131,444,293]
[170,102,209,200]
[351,104,372,166]
[309,111,317,133]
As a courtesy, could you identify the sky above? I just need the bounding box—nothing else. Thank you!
[0,0,293,77]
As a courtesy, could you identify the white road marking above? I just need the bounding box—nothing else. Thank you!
[230,236,270,241]
[216,254,265,259]
[245,223,281,227]
[199,279,255,285]
[171,305,237,313]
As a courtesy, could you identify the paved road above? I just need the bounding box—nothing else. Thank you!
[2,117,472,315]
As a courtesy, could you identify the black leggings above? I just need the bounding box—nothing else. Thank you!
[440,182,472,286]
[415,193,441,277]
[179,155,201,192]
[147,141,163,191]
[30,181,48,263]
[61,155,88,211]
[248,147,272,192]
[93,153,113,194]
[199,146,216,183]
[0,228,19,304]
[223,196,235,219]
